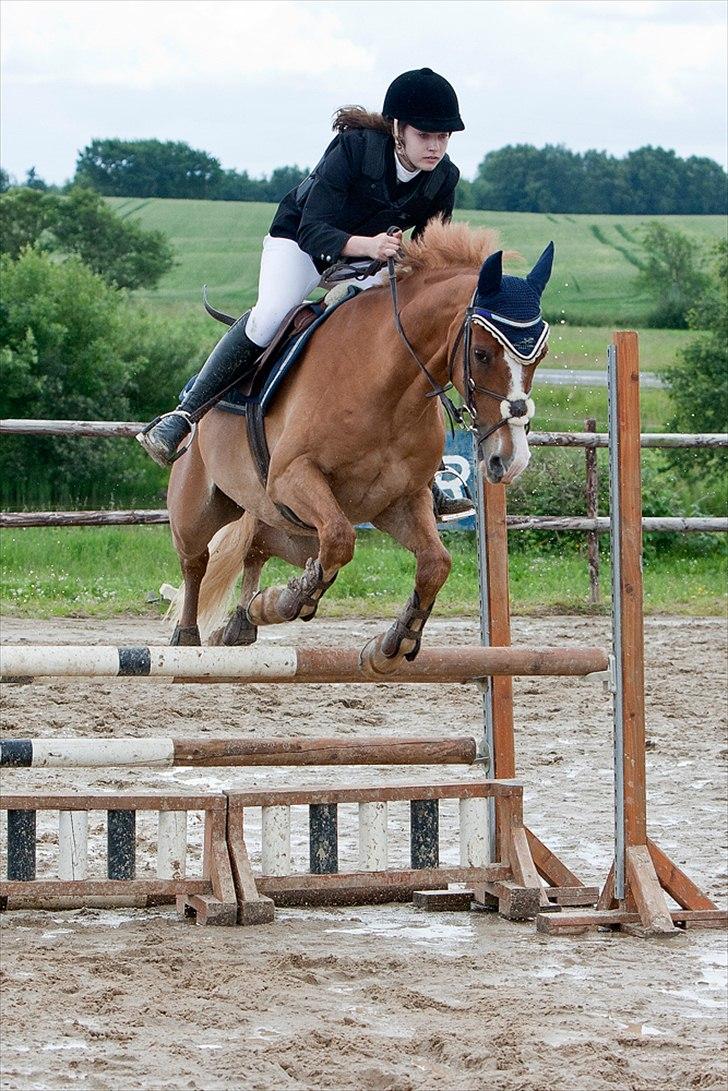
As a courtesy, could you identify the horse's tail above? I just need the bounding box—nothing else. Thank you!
[165,515,254,640]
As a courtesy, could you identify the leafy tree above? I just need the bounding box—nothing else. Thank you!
[634,222,709,327]
[0,186,174,289]
[0,168,10,193]
[663,240,728,481]
[468,143,727,214]
[0,188,56,257]
[75,138,224,198]
[0,249,208,505]
[52,188,174,289]
[262,165,308,202]
[24,166,48,191]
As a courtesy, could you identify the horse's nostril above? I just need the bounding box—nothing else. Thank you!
[488,455,504,482]
[510,399,528,417]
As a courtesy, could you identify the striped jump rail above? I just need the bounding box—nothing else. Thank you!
[0,643,610,683]
[0,735,482,769]
[0,793,237,926]
[226,779,544,924]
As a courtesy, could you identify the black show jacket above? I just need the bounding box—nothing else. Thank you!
[269,129,460,273]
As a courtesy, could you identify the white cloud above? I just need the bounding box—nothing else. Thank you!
[1,0,374,88]
[1,0,725,181]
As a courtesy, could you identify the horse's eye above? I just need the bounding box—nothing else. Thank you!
[474,348,491,364]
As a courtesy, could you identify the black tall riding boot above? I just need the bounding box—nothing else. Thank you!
[136,312,260,467]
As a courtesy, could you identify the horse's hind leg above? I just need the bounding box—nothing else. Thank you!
[247,459,354,627]
[361,488,452,676]
[167,450,243,646]
[210,520,317,646]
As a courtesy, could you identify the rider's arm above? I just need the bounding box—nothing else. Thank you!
[295,141,355,267]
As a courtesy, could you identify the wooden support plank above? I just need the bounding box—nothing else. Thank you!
[1,793,223,812]
[544,886,599,907]
[226,821,275,926]
[597,863,618,910]
[480,880,541,920]
[412,890,474,912]
[226,781,517,810]
[537,908,728,935]
[0,879,213,897]
[625,845,677,935]
[647,839,718,911]
[255,864,509,899]
[525,827,584,889]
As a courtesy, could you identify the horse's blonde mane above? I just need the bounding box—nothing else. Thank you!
[397,219,504,279]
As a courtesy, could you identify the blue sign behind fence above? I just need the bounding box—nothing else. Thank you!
[436,432,477,530]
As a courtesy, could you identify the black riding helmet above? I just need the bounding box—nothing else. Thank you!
[382,68,465,132]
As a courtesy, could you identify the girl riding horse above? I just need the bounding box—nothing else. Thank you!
[136,67,472,519]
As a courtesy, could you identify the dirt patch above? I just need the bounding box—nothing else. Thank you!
[1,614,726,1090]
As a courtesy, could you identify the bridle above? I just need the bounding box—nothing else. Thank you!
[385,255,536,451]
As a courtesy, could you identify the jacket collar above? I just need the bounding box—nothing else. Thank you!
[360,130,451,201]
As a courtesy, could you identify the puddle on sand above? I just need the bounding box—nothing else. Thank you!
[324,906,476,954]
[42,1039,88,1052]
[667,945,728,1014]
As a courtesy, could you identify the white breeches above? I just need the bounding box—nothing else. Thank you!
[246,234,382,347]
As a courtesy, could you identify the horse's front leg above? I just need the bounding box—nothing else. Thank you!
[246,459,355,626]
[361,488,452,676]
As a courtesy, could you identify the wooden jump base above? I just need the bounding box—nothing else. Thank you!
[0,643,609,683]
[0,780,549,926]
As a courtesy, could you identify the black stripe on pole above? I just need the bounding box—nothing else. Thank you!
[107,810,136,880]
[0,740,33,767]
[309,804,338,874]
[117,647,152,676]
[410,799,439,869]
[8,810,36,880]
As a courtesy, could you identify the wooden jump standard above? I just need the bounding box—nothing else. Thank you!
[531,333,725,935]
[0,644,608,682]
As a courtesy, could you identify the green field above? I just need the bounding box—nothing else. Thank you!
[2,526,725,619]
[109,196,725,332]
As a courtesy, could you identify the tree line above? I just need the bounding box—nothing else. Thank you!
[2,137,725,214]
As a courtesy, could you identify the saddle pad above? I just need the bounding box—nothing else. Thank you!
[193,285,359,418]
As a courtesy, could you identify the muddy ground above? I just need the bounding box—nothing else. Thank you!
[0,614,726,1091]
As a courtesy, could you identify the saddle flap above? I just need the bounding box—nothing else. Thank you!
[235,303,322,400]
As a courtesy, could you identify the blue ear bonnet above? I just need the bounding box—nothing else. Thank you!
[473,243,554,361]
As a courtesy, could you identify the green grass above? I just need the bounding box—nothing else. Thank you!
[2,526,725,619]
[108,196,725,329]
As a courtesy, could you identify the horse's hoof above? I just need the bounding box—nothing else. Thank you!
[170,623,201,646]
[358,635,402,679]
[209,606,258,647]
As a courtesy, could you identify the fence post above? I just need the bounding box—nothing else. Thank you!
[585,418,600,605]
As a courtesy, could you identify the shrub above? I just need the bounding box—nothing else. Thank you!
[634,222,709,328]
[0,249,208,506]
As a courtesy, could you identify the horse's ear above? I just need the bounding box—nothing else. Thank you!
[477,250,503,298]
[526,242,555,297]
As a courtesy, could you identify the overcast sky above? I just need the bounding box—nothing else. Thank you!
[2,0,726,184]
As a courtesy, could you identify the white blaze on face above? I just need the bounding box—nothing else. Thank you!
[500,348,532,483]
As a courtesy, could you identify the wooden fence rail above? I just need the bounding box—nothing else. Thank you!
[2,419,728,447]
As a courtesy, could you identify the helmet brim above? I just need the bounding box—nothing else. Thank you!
[387,113,465,133]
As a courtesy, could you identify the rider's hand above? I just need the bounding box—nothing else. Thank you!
[367,230,403,261]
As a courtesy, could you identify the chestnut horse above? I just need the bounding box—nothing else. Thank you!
[166,221,552,675]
